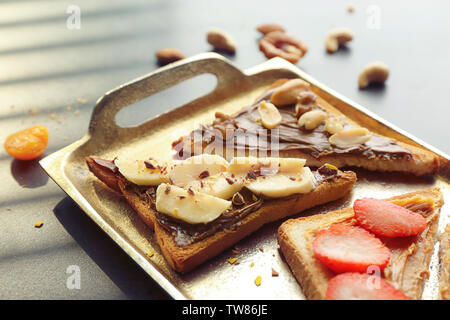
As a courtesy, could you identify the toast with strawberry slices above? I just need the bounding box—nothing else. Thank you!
[440,224,450,300]
[277,188,444,300]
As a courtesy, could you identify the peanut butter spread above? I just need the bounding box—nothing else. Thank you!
[173,87,412,161]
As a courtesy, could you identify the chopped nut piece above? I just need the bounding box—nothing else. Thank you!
[272,268,279,277]
[258,101,282,129]
[147,251,154,258]
[348,4,355,12]
[329,127,371,148]
[228,257,238,265]
[207,28,236,53]
[298,110,327,130]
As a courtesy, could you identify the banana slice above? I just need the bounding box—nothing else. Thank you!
[155,183,232,224]
[184,172,244,199]
[228,157,306,176]
[170,154,229,186]
[245,167,316,198]
[115,158,170,186]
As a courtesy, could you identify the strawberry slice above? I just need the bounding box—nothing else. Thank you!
[353,198,427,237]
[325,272,409,300]
[313,224,390,273]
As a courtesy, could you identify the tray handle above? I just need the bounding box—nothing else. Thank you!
[87,52,246,139]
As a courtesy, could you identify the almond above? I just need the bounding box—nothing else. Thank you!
[155,48,185,65]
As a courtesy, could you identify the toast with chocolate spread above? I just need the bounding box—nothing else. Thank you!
[173,79,439,176]
[86,155,356,273]
[278,187,444,300]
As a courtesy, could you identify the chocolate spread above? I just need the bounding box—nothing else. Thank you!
[173,88,412,161]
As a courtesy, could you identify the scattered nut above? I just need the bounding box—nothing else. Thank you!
[207,28,236,53]
[325,117,344,134]
[228,257,238,264]
[258,101,282,129]
[271,268,279,277]
[347,4,355,12]
[298,109,327,130]
[259,31,308,64]
[325,27,354,53]
[155,48,185,65]
[295,92,317,115]
[358,61,390,88]
[270,78,310,106]
[256,23,286,35]
[329,127,371,148]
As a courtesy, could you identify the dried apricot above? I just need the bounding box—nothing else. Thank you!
[4,125,49,160]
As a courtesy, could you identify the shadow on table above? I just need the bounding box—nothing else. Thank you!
[53,196,171,300]
[10,158,49,188]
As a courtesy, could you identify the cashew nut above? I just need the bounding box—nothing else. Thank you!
[358,61,390,88]
[325,27,354,53]
[207,28,236,53]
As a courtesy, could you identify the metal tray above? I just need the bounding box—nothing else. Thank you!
[40,52,450,300]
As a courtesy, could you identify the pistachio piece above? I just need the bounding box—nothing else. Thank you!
[258,101,282,129]
[298,110,327,130]
[270,79,310,106]
[328,127,371,148]
[325,117,344,134]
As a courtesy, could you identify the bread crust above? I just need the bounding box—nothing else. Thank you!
[86,157,156,230]
[440,224,450,300]
[155,171,357,273]
[278,187,444,300]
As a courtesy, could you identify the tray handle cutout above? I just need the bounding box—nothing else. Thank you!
[87,53,246,140]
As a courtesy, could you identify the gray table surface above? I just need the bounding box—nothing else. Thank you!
[0,0,449,299]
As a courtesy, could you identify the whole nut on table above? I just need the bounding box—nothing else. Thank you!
[207,28,237,53]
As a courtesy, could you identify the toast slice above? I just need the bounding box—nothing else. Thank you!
[156,169,356,273]
[440,224,450,300]
[278,187,444,300]
[173,79,439,176]
[86,156,356,273]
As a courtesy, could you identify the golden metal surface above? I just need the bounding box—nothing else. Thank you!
[40,52,450,300]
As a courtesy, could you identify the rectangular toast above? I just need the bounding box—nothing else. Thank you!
[277,187,443,300]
